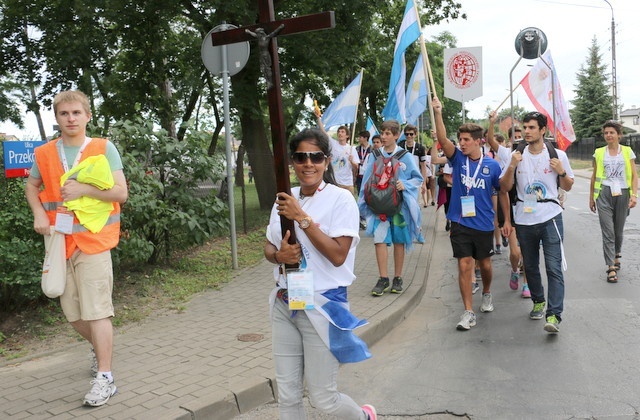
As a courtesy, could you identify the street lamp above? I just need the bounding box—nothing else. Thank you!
[603,0,618,120]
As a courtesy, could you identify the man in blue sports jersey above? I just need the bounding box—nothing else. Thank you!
[432,96,502,331]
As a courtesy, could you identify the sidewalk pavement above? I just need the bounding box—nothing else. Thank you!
[0,204,440,420]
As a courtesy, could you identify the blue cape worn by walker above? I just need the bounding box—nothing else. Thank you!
[60,154,114,234]
[358,146,424,250]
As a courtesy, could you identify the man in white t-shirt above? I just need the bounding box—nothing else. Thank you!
[314,112,360,194]
[499,112,574,334]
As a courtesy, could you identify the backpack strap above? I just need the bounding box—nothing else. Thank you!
[393,149,409,159]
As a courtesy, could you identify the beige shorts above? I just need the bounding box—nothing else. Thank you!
[60,250,114,322]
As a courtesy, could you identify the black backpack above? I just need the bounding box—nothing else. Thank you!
[364,148,409,217]
[509,140,560,206]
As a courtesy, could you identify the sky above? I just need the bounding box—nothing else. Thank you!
[1,0,637,139]
[425,0,638,120]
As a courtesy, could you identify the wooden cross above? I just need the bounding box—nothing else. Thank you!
[210,1,335,242]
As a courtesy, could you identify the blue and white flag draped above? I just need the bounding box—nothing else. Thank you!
[305,287,371,363]
[381,0,421,123]
[321,71,363,130]
[405,54,429,125]
[366,116,379,138]
[268,286,371,364]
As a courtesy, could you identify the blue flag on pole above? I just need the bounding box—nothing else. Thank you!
[405,54,429,125]
[321,71,363,130]
[381,0,421,123]
[365,116,379,138]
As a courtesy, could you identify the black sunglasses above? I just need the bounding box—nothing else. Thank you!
[291,151,327,164]
[405,132,415,136]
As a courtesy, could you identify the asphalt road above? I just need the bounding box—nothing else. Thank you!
[337,174,640,419]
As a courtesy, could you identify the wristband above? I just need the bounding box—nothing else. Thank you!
[632,193,638,198]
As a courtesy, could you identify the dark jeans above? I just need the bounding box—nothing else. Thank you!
[515,214,565,321]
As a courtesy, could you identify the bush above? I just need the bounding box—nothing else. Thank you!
[109,118,229,264]
[0,170,45,311]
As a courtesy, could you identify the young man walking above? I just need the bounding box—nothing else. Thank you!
[398,124,430,207]
[358,120,423,296]
[499,111,574,333]
[432,96,502,331]
[25,90,128,406]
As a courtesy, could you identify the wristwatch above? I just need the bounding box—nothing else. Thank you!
[298,216,312,229]
[559,171,567,177]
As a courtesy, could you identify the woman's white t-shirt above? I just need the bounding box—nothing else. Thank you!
[267,183,360,291]
[596,147,636,188]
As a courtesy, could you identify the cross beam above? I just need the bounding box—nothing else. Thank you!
[209,12,335,46]
[210,2,335,245]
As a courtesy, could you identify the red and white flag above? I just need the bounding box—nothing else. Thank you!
[520,50,576,150]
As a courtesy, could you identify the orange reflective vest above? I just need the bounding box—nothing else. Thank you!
[34,138,121,259]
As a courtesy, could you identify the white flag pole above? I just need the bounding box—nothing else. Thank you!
[413,1,436,131]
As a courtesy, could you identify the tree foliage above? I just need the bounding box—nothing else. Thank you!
[0,0,464,209]
[109,118,228,265]
[570,37,614,141]
[0,0,470,308]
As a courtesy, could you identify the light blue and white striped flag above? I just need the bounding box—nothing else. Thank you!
[365,116,379,138]
[321,71,363,130]
[405,54,429,125]
[381,0,421,123]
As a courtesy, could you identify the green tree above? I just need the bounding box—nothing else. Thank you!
[0,0,465,211]
[570,37,613,141]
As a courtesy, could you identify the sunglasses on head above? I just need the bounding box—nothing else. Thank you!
[291,151,327,164]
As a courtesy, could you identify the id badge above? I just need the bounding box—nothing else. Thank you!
[286,269,314,310]
[611,180,622,196]
[461,196,476,217]
[54,206,74,234]
[523,194,537,213]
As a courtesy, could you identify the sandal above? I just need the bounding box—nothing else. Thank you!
[606,267,618,283]
[614,254,621,270]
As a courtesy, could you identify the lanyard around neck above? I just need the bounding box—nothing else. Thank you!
[464,155,483,195]
[59,137,91,172]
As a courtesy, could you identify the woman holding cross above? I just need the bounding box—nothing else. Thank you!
[264,128,377,419]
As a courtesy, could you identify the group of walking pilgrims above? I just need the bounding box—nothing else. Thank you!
[263,95,637,419]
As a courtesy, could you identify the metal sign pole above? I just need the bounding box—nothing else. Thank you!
[202,23,249,270]
[221,41,238,269]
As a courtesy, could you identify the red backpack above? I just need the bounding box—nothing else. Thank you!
[364,148,409,218]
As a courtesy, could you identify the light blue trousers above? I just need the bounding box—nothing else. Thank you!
[271,299,366,420]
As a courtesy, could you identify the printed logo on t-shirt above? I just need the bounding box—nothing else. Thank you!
[525,181,548,200]
[461,173,486,189]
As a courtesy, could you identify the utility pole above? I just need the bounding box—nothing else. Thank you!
[603,0,617,120]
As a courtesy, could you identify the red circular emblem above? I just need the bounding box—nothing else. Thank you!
[447,52,479,89]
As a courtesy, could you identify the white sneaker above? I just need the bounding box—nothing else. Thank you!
[83,374,117,407]
[480,292,494,312]
[456,310,476,330]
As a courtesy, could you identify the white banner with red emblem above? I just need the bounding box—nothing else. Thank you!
[443,47,483,103]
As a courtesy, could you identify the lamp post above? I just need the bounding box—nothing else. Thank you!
[603,0,618,120]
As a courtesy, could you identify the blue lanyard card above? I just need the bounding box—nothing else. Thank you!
[461,196,476,217]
